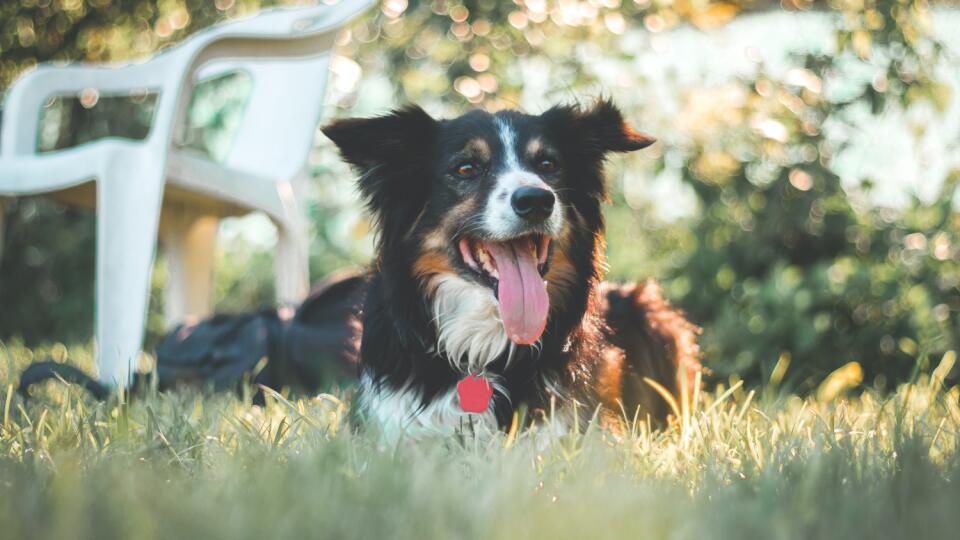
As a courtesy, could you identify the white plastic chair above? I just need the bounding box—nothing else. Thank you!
[0,0,374,386]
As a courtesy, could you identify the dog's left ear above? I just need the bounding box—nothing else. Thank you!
[544,99,655,156]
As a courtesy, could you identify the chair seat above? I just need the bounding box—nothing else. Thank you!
[165,148,294,222]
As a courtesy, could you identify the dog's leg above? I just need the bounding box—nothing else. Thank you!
[599,280,701,426]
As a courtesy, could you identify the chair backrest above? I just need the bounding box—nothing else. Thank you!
[189,54,332,181]
[166,2,374,180]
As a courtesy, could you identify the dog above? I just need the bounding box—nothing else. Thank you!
[322,100,700,440]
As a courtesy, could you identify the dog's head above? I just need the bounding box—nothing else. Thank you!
[323,101,653,349]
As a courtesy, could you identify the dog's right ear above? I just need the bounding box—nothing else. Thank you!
[322,107,438,214]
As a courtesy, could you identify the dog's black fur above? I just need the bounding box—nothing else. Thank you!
[324,101,700,432]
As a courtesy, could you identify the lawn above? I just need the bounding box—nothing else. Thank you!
[1,340,958,540]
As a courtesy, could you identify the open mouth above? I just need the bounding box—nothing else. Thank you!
[458,235,551,345]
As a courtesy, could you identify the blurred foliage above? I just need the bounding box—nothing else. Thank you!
[0,198,94,343]
[0,0,958,391]
[653,0,960,392]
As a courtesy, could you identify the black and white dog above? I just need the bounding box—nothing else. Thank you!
[323,101,700,440]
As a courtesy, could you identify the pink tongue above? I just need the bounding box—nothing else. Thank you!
[483,239,549,345]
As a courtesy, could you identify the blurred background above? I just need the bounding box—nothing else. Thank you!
[0,0,957,394]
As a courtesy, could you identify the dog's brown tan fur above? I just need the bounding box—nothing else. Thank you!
[600,280,701,424]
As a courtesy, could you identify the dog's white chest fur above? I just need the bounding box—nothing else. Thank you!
[431,274,510,374]
[361,274,509,440]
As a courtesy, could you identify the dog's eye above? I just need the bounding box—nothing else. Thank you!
[536,158,558,173]
[454,162,481,178]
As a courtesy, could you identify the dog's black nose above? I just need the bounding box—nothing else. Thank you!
[511,187,555,221]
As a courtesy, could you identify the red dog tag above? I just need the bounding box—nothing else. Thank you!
[457,374,493,413]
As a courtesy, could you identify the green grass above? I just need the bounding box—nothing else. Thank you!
[1,340,959,540]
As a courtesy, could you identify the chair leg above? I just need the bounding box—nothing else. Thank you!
[95,169,164,386]
[274,214,309,306]
[159,209,218,329]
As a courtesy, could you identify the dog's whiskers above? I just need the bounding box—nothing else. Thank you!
[451,215,486,241]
